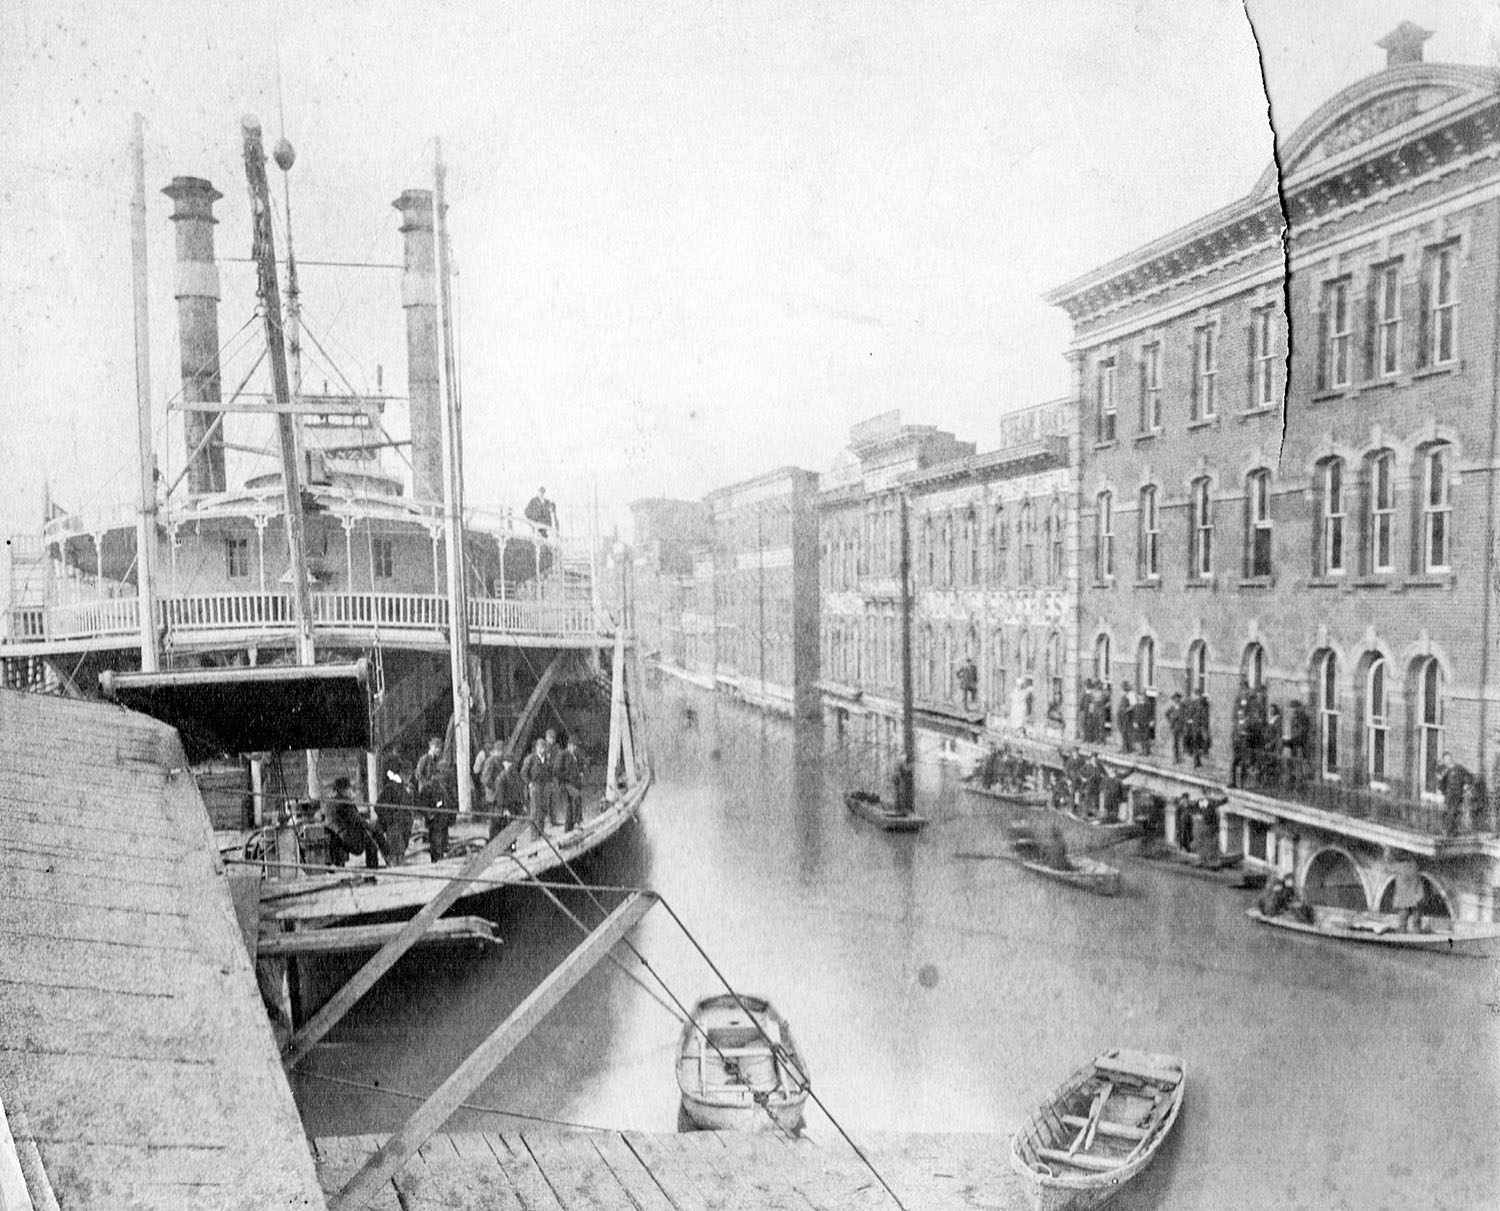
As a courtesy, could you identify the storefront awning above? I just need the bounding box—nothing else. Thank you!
[100,660,372,761]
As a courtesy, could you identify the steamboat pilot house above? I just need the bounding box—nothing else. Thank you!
[0,174,617,825]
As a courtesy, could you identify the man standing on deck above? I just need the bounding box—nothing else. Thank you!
[559,736,584,831]
[490,756,528,839]
[525,487,558,537]
[521,736,555,837]
[375,765,418,866]
[415,735,452,862]
[478,739,506,818]
[324,776,382,868]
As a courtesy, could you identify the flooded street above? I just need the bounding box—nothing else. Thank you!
[295,678,1500,1209]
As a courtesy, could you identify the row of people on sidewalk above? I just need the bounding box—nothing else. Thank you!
[321,728,586,869]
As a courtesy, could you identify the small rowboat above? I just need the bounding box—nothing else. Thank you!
[963,782,1051,809]
[1012,1049,1185,1211]
[845,790,927,832]
[1245,905,1500,950]
[1009,828,1122,896]
[676,994,809,1133]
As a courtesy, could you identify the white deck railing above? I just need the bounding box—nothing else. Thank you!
[1,590,607,645]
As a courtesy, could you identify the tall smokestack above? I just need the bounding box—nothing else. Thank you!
[393,188,442,502]
[162,176,227,496]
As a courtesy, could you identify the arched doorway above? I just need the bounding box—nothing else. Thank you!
[1303,847,1368,910]
[1377,874,1453,920]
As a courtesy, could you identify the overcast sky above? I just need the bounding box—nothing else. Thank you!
[2,0,1497,542]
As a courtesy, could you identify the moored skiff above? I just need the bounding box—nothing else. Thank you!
[676,994,809,1133]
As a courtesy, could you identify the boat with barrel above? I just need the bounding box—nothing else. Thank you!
[1011,1048,1185,1211]
[675,994,810,1134]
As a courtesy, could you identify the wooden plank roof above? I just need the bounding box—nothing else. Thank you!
[0,689,326,1211]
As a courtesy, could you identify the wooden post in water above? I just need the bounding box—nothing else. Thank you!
[896,491,916,815]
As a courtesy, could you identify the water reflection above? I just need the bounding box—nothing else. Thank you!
[295,677,1500,1208]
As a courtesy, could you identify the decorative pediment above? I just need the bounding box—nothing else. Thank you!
[1300,85,1460,166]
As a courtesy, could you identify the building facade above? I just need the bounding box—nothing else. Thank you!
[817,403,1079,766]
[703,468,822,717]
[627,497,711,669]
[1047,24,1500,919]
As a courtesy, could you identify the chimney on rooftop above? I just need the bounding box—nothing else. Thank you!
[162,176,228,496]
[393,189,442,502]
[1377,20,1433,68]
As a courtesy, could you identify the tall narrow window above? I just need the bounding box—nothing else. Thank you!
[992,627,1008,707]
[1321,458,1345,575]
[1192,323,1218,419]
[1375,262,1401,377]
[1323,279,1352,388]
[1140,342,1162,431]
[1137,636,1156,692]
[1095,491,1115,581]
[1427,243,1458,366]
[226,537,250,579]
[1097,356,1117,443]
[967,508,981,585]
[992,504,1008,584]
[923,517,935,586]
[1094,633,1111,687]
[1243,642,1265,689]
[1423,444,1452,572]
[1020,500,1036,584]
[1369,451,1395,574]
[1045,632,1063,722]
[372,538,395,580]
[1138,485,1159,580]
[1246,469,1272,578]
[1417,657,1445,798]
[1250,307,1276,408]
[1317,651,1340,778]
[942,515,954,587]
[1366,656,1389,786]
[1047,499,1064,583]
[1186,639,1207,696]
[1190,478,1213,578]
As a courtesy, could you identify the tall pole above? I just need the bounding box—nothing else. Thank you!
[756,506,766,695]
[433,138,473,819]
[897,491,915,815]
[129,114,159,672]
[242,118,316,668]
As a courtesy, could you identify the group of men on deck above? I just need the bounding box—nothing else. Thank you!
[321,726,587,869]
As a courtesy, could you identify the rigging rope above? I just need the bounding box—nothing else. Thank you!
[296,1070,612,1133]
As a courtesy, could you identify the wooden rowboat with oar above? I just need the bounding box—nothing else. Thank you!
[676,994,810,1133]
[1011,1049,1184,1211]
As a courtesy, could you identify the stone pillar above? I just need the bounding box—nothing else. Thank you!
[162,177,227,496]
[392,190,442,503]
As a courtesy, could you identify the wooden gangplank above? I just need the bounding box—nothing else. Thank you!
[317,1129,1029,1210]
[0,689,327,1210]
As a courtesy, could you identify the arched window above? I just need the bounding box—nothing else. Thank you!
[1019,499,1036,583]
[992,503,1008,584]
[1366,655,1389,786]
[1186,639,1208,696]
[1245,469,1272,578]
[1315,650,1340,778]
[1190,477,1213,578]
[1242,642,1265,689]
[1047,498,1064,583]
[1416,656,1445,798]
[1094,491,1115,581]
[1422,444,1452,572]
[1138,485,1159,580]
[1367,450,1396,574]
[1318,457,1345,576]
[1137,636,1156,692]
[1094,633,1112,687]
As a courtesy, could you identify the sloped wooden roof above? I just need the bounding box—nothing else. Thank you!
[0,689,325,1210]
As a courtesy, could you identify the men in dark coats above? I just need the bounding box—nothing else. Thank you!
[1166,692,1185,764]
[1230,678,1253,788]
[1187,689,1211,769]
[375,765,418,866]
[1118,681,1137,754]
[489,756,528,839]
[324,776,382,868]
[558,737,584,831]
[957,656,979,712]
[520,736,556,837]
[1286,699,1312,785]
[415,735,452,861]
[524,487,558,536]
[1437,752,1473,834]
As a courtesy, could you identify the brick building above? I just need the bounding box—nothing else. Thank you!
[627,497,711,668]
[1047,24,1500,919]
[703,468,822,717]
[817,403,1079,764]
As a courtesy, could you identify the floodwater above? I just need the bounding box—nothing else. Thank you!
[294,677,1500,1210]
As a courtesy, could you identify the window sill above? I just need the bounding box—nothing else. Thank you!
[1303,575,1346,589]
[1357,377,1399,395]
[1091,579,1117,590]
[1237,576,1276,589]
[1183,577,1215,590]
[1311,387,1353,402]
[1186,417,1220,432]
[1404,572,1457,590]
[1133,578,1162,590]
[1132,430,1161,444]
[1351,575,1395,589]
[1239,405,1278,421]
[1411,360,1461,382]
[1093,439,1120,452]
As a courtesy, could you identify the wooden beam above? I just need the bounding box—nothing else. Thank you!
[331,892,653,1210]
[503,651,568,763]
[604,630,625,800]
[281,819,528,1068]
[256,915,497,957]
